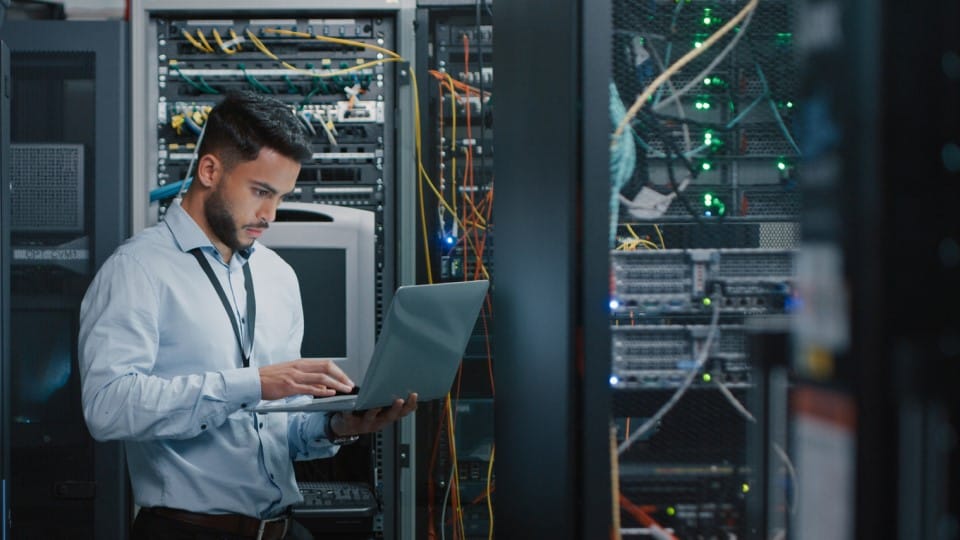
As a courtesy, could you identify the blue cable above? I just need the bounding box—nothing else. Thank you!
[150,177,193,202]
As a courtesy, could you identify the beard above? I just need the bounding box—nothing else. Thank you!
[205,186,253,252]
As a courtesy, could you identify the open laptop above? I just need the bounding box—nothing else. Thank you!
[251,279,489,413]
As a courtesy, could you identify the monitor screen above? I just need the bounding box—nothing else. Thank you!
[273,247,346,358]
[261,203,375,384]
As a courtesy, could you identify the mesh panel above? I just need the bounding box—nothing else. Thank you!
[612,0,800,238]
[10,144,84,233]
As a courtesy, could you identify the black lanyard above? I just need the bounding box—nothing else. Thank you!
[189,248,256,368]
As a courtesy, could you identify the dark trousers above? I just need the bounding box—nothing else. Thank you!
[131,508,314,540]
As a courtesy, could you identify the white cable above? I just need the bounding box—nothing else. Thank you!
[440,464,455,540]
[713,378,756,423]
[618,300,721,455]
[652,7,756,112]
[645,41,692,152]
[772,441,799,516]
[712,378,800,517]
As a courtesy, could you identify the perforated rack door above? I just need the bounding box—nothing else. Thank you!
[10,144,84,234]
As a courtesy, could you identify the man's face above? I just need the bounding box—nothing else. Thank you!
[203,147,300,253]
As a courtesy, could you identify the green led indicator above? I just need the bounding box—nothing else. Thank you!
[786,101,794,108]
[694,41,703,48]
[702,373,712,382]
[703,297,712,306]
[701,162,712,171]
[742,483,751,493]
[704,77,712,85]
[666,507,676,516]
[703,16,712,25]
[703,192,726,216]
[777,161,787,171]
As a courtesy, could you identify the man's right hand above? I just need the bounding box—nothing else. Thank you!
[258,359,355,400]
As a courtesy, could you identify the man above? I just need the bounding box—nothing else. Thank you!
[79,91,416,539]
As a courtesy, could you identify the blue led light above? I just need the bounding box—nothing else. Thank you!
[445,236,456,245]
[609,299,620,310]
[609,375,620,386]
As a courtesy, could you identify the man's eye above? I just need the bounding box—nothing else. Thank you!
[255,189,269,197]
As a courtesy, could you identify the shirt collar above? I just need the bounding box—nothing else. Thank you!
[164,200,256,264]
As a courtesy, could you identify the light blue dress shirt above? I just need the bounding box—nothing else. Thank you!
[79,201,338,519]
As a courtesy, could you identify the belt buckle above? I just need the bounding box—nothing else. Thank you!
[255,515,288,540]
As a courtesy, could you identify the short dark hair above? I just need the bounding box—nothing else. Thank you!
[198,90,312,171]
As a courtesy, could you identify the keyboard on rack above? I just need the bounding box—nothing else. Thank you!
[293,481,379,517]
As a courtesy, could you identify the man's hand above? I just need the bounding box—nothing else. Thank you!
[329,393,419,437]
[259,359,355,400]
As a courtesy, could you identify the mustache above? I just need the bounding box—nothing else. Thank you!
[244,220,270,229]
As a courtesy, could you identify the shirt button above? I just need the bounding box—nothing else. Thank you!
[259,423,264,428]
[201,424,207,430]
[241,403,247,408]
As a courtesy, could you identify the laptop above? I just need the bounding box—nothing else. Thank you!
[251,279,489,413]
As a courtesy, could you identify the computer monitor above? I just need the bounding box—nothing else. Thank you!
[260,203,376,384]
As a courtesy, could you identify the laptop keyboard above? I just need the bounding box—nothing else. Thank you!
[293,481,378,517]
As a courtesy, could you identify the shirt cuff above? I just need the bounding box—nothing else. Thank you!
[221,367,262,410]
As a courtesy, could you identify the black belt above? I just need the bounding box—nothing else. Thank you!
[144,506,289,540]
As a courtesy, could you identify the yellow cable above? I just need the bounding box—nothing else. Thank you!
[444,395,466,540]
[486,444,495,540]
[264,27,401,59]
[246,27,491,281]
[229,29,243,51]
[625,223,641,241]
[212,29,236,54]
[637,238,660,250]
[195,29,215,53]
[613,0,759,139]
[414,69,490,280]
[654,224,666,249]
[181,29,209,53]
[246,29,402,79]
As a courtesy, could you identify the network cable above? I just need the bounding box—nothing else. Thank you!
[618,298,721,455]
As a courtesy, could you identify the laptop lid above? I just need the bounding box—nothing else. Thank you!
[251,279,489,413]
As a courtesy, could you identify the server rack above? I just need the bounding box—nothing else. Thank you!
[608,2,802,538]
[131,2,417,538]
[0,20,129,539]
[413,3,494,538]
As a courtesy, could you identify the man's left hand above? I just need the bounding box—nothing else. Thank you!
[329,393,418,437]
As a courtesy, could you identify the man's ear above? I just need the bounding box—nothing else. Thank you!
[195,154,222,189]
